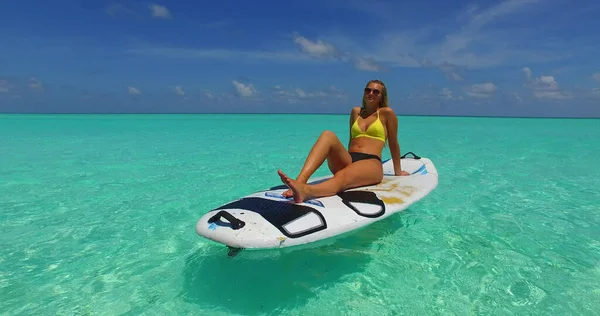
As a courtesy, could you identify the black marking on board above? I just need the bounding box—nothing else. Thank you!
[214,197,327,238]
[401,151,421,159]
[213,190,386,239]
[337,190,386,218]
[227,246,243,258]
[208,210,245,230]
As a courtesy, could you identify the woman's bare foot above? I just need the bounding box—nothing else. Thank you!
[282,180,306,198]
[278,170,309,203]
[282,188,293,198]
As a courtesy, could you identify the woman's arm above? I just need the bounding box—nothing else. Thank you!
[383,107,409,176]
[348,106,359,148]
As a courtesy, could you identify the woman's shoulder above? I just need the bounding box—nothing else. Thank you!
[379,106,396,117]
[349,106,362,117]
[379,107,398,125]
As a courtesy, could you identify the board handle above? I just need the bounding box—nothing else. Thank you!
[208,210,246,230]
[401,152,421,159]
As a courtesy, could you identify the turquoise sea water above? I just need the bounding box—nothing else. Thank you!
[1,114,599,315]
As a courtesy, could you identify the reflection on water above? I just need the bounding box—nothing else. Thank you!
[181,213,409,315]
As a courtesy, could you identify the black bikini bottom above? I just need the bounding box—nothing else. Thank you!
[349,152,381,163]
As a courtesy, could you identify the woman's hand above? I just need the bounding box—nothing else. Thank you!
[396,170,410,176]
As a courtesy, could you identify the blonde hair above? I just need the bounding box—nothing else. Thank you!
[361,79,388,110]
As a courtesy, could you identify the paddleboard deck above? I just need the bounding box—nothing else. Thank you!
[195,152,438,254]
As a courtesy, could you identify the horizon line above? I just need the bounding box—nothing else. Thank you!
[1,112,599,119]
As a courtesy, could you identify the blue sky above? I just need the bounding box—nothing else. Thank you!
[1,0,600,117]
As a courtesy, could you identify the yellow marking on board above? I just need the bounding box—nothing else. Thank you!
[381,196,404,204]
[278,236,286,246]
[367,183,418,196]
[357,178,419,205]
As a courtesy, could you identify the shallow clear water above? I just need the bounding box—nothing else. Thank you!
[1,114,599,315]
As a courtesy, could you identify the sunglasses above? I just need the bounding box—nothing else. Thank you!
[364,88,381,95]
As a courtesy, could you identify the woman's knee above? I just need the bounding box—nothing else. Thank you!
[318,130,343,147]
[320,130,338,140]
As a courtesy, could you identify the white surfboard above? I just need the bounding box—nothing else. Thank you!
[195,152,438,253]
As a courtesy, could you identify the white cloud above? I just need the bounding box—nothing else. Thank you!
[128,87,141,95]
[439,62,463,81]
[1,77,42,94]
[281,0,549,75]
[406,84,465,101]
[201,89,235,103]
[295,88,307,98]
[434,0,542,63]
[460,0,541,31]
[106,3,171,19]
[232,80,256,97]
[592,73,600,97]
[131,1,542,75]
[440,88,453,99]
[522,67,532,79]
[174,86,185,96]
[150,4,171,18]
[29,77,43,92]
[308,0,565,72]
[0,80,12,93]
[123,0,575,81]
[522,67,572,99]
[292,34,384,72]
[115,0,590,103]
[353,57,383,72]
[193,83,346,105]
[293,35,337,58]
[467,82,497,98]
[269,85,348,104]
[514,93,523,103]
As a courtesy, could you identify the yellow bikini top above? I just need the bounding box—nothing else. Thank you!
[350,109,386,143]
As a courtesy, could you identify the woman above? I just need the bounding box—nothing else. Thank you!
[278,79,410,203]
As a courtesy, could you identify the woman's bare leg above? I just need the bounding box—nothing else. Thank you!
[278,159,383,203]
[282,130,351,197]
